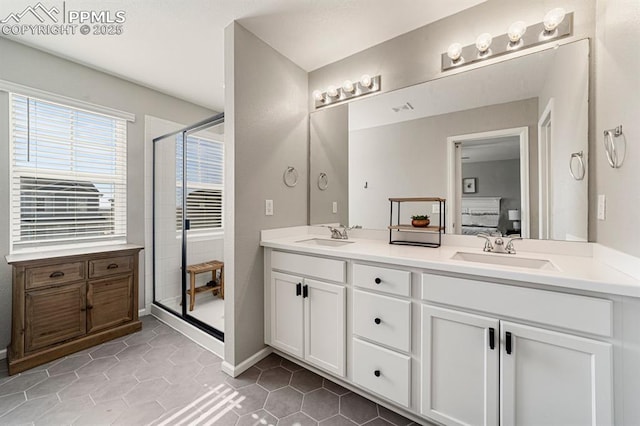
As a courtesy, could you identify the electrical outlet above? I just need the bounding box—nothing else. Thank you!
[332,202,338,214]
[432,204,440,214]
[597,195,606,220]
[265,199,274,216]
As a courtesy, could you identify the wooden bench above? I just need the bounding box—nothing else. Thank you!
[186,260,224,311]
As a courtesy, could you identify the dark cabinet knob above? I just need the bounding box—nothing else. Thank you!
[374,277,381,284]
[374,370,381,377]
[374,318,381,325]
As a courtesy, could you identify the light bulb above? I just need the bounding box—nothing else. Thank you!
[475,33,492,53]
[360,74,372,88]
[342,80,355,93]
[543,7,566,32]
[312,90,324,101]
[447,43,463,61]
[327,85,338,98]
[508,21,527,43]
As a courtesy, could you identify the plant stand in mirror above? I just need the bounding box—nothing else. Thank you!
[388,197,446,247]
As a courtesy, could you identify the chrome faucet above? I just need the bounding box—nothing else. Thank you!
[327,225,361,240]
[477,233,521,254]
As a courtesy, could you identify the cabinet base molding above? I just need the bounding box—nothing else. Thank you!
[7,320,141,375]
[221,346,273,378]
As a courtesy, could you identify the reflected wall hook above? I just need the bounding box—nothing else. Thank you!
[603,125,626,168]
[569,151,585,180]
[364,181,368,189]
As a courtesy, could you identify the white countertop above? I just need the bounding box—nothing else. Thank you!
[261,227,640,298]
[6,243,144,264]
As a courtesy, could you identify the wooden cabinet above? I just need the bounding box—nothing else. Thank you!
[270,270,346,376]
[7,246,142,375]
[421,304,613,426]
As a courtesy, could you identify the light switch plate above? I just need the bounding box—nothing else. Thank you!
[332,202,338,214]
[597,194,606,220]
[432,204,440,214]
[265,199,274,216]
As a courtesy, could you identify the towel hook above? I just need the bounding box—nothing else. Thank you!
[569,151,586,181]
[283,166,298,187]
[603,125,626,168]
[317,172,328,190]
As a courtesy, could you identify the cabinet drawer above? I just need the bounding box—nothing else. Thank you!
[89,255,133,279]
[26,262,85,289]
[272,251,346,283]
[352,338,411,407]
[422,273,612,337]
[353,290,411,352]
[353,264,411,297]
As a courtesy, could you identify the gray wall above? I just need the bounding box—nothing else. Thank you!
[348,98,538,234]
[0,37,214,350]
[310,104,349,226]
[224,22,308,365]
[463,159,521,233]
[593,0,640,257]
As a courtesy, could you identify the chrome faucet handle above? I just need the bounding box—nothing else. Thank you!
[477,233,494,252]
[505,237,523,254]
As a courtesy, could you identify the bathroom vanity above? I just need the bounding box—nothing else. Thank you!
[262,227,640,426]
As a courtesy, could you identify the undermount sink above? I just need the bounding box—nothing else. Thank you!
[451,251,557,271]
[296,238,355,247]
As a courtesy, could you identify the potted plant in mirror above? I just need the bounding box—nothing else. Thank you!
[411,214,431,227]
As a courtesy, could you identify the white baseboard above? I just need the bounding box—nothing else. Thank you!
[138,308,148,317]
[0,348,6,360]
[221,346,272,378]
[150,305,224,359]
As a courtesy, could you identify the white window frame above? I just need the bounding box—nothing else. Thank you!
[8,92,130,253]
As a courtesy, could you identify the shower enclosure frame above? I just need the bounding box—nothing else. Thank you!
[152,113,225,341]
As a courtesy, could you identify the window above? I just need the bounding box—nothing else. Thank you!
[10,94,127,251]
[176,134,223,232]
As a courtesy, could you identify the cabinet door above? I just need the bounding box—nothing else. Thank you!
[304,278,346,376]
[25,282,87,352]
[421,305,499,426]
[271,272,304,358]
[500,321,613,426]
[87,276,133,333]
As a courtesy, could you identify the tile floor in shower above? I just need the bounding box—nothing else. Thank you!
[0,315,428,425]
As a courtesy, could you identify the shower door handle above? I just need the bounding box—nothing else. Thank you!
[185,219,191,230]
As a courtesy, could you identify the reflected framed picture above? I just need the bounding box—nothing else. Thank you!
[463,177,477,194]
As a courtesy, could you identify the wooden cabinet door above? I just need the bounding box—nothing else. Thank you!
[87,276,133,333]
[304,278,346,376]
[421,304,499,426]
[270,272,304,358]
[500,321,613,426]
[25,282,87,352]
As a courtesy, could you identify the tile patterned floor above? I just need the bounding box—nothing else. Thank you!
[0,316,426,425]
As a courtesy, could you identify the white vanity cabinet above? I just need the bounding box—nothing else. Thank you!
[268,252,346,376]
[421,274,613,426]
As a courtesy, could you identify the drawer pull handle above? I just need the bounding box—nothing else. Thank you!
[374,370,381,377]
[506,331,512,355]
[296,283,302,296]
[49,271,65,278]
[303,284,309,298]
[374,277,382,284]
[374,317,381,325]
[489,327,495,350]
[87,304,93,310]
[107,263,119,270]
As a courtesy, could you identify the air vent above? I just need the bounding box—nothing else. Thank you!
[391,102,414,113]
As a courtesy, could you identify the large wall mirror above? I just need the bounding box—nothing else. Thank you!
[310,39,589,241]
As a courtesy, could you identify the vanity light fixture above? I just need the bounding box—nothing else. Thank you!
[441,10,573,71]
[312,74,381,109]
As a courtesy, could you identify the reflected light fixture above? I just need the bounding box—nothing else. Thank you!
[447,43,463,62]
[508,21,527,43]
[475,33,492,54]
[441,9,573,72]
[312,74,381,109]
[543,7,566,32]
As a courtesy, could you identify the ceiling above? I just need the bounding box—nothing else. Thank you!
[0,0,484,112]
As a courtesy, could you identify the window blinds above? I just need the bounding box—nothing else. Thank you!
[176,134,223,231]
[10,94,127,251]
